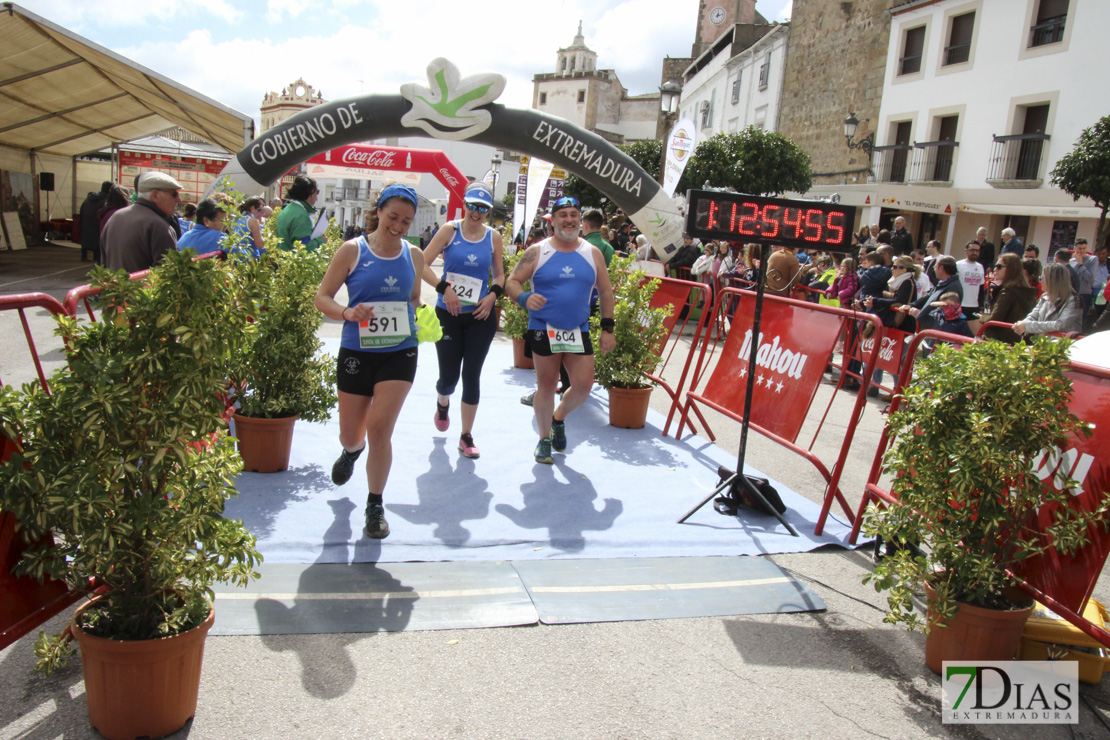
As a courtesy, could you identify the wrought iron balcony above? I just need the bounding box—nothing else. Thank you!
[986,133,1050,188]
[872,144,914,184]
[908,140,958,185]
[1030,15,1066,47]
[944,42,971,65]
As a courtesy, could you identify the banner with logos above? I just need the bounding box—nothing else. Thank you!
[701,293,843,443]
[305,144,463,215]
[662,118,696,198]
[212,58,682,260]
[1018,365,1110,614]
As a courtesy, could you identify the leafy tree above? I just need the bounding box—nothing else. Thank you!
[1051,115,1110,246]
[679,128,812,197]
[562,139,664,214]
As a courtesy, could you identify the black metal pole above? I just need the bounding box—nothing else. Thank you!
[677,241,798,536]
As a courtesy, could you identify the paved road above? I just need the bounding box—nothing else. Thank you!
[2,243,1109,739]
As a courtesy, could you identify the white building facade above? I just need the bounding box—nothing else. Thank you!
[807,0,1107,258]
[532,23,661,144]
[678,22,789,140]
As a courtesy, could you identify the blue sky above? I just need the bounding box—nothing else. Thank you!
[20,0,792,125]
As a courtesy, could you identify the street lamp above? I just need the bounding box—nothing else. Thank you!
[490,149,502,197]
[844,112,874,162]
[658,78,683,184]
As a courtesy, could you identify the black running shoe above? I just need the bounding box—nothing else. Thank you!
[331,446,364,485]
[551,418,567,452]
[364,503,390,539]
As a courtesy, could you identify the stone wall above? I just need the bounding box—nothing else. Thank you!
[777,0,894,185]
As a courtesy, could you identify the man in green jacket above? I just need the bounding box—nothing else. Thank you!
[275,175,325,252]
[581,209,614,267]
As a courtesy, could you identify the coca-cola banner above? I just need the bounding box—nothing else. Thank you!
[210,58,682,260]
[701,293,843,443]
[852,328,912,378]
[305,144,466,217]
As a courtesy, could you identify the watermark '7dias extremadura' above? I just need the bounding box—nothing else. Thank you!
[942,661,1078,724]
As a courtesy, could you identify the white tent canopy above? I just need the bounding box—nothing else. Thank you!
[0,2,253,163]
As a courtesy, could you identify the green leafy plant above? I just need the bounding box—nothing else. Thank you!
[590,255,671,390]
[1050,114,1110,247]
[0,251,262,673]
[862,339,1109,632]
[500,249,530,340]
[681,127,812,196]
[227,218,339,420]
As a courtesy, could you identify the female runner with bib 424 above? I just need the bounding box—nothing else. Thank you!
[314,184,425,539]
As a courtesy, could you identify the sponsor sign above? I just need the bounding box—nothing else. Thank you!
[851,328,911,378]
[662,118,696,197]
[701,294,842,442]
[213,58,682,260]
[1018,366,1110,613]
[942,661,1077,724]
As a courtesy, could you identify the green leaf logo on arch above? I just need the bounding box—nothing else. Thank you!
[401,58,506,141]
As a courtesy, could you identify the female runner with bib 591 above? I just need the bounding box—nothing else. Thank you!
[314,184,425,539]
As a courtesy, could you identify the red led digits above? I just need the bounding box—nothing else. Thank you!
[803,209,824,242]
[762,205,780,238]
[705,200,720,231]
[737,201,759,235]
[826,212,845,244]
[686,191,856,251]
[782,207,802,237]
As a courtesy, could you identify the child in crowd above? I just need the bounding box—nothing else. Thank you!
[924,292,974,338]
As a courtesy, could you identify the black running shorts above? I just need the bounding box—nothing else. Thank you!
[337,346,418,397]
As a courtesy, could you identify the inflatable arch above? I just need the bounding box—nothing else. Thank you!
[213,58,683,260]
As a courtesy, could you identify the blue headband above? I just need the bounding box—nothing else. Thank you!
[379,184,418,209]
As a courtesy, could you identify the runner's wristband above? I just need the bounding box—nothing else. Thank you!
[600,318,615,332]
[435,279,450,295]
[489,284,504,298]
[517,291,533,309]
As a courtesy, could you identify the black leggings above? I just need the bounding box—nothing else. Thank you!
[434,307,497,404]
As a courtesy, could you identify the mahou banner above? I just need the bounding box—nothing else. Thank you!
[701,295,843,443]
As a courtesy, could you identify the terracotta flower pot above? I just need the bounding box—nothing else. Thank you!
[511,337,534,369]
[71,599,215,740]
[608,385,652,429]
[233,413,299,473]
[923,582,1034,674]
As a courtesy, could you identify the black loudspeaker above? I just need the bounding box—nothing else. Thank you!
[39,172,54,191]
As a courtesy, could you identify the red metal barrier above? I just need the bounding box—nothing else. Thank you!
[0,292,79,649]
[677,286,881,533]
[642,275,711,437]
[850,329,1110,647]
[0,292,68,392]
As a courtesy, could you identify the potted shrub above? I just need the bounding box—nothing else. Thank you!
[227,217,339,472]
[500,249,532,369]
[0,250,262,739]
[862,338,1109,673]
[589,255,671,429]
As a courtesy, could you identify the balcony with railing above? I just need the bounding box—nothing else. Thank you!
[986,133,1051,188]
[908,140,958,185]
[944,41,971,65]
[1030,15,1066,47]
[872,144,914,184]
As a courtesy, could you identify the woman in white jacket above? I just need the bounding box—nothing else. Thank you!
[1013,263,1084,337]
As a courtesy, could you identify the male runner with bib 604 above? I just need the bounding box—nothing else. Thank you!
[506,196,616,464]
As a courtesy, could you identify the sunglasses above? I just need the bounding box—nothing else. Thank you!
[552,196,580,210]
[465,203,490,214]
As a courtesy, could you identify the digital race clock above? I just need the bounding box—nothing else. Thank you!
[684,190,858,252]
